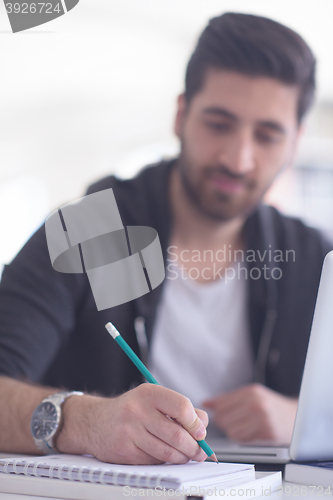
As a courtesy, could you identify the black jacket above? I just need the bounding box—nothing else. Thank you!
[0,160,331,397]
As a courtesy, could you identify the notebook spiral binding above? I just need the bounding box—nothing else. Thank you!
[0,459,165,487]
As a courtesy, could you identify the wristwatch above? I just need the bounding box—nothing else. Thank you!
[30,391,83,454]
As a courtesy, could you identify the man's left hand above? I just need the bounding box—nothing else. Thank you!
[203,383,298,444]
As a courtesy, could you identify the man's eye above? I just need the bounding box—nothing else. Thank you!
[256,131,280,144]
[205,121,231,132]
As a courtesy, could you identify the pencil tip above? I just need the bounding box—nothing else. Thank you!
[211,453,219,463]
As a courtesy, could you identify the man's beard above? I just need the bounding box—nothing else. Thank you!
[177,150,256,222]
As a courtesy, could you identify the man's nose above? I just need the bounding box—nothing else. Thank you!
[218,130,256,175]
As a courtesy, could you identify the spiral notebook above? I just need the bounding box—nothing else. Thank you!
[0,454,254,490]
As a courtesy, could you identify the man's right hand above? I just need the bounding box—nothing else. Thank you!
[56,384,209,464]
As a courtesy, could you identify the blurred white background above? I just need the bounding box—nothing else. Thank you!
[1,0,333,267]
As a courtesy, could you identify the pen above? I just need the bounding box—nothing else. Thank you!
[105,321,218,463]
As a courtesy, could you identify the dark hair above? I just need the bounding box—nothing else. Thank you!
[185,12,316,122]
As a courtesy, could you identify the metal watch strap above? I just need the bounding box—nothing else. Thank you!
[36,391,83,455]
[46,391,83,407]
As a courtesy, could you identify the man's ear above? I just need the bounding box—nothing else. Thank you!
[174,93,187,139]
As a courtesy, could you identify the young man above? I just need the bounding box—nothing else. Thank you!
[0,13,331,464]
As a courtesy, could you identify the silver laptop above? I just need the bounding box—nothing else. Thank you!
[206,250,333,464]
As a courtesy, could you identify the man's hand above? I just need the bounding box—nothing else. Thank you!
[203,383,298,444]
[57,384,209,465]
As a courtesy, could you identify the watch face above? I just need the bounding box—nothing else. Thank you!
[30,401,59,441]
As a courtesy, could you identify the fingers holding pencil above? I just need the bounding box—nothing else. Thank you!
[91,384,208,464]
[146,386,208,441]
[105,322,219,463]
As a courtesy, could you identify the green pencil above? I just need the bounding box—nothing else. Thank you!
[105,321,218,463]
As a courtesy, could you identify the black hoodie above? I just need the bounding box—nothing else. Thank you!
[0,160,331,397]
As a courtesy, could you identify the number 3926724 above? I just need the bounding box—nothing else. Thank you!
[5,3,62,14]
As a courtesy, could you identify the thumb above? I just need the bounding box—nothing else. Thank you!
[185,413,207,440]
[153,388,207,441]
[195,408,209,428]
[175,402,207,441]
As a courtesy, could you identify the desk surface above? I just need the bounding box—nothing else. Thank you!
[0,481,327,499]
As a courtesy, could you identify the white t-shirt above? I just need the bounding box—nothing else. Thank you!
[148,263,254,409]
